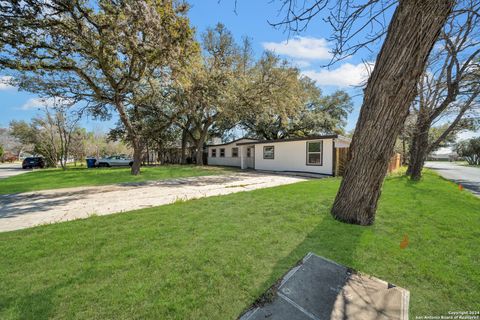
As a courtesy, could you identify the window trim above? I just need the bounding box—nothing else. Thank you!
[263,146,275,160]
[220,148,225,158]
[306,141,323,166]
[232,147,239,158]
[211,149,216,158]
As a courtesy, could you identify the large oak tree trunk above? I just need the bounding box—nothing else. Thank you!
[115,100,143,175]
[181,127,188,164]
[195,139,204,165]
[195,128,208,166]
[406,113,431,180]
[131,138,143,175]
[331,0,454,226]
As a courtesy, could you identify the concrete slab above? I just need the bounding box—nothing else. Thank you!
[239,253,409,320]
[241,296,313,320]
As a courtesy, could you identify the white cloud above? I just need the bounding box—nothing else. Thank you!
[292,60,311,68]
[20,97,73,110]
[0,76,15,91]
[302,62,374,87]
[20,98,53,110]
[457,130,480,141]
[262,37,332,60]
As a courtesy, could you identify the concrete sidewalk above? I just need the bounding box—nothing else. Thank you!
[0,163,29,179]
[240,253,409,320]
[0,172,307,232]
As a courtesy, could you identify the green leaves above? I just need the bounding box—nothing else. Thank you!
[239,53,352,139]
[455,137,480,165]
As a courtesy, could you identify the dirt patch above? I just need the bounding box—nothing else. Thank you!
[0,172,308,232]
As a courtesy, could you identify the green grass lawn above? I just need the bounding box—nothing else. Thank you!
[0,165,234,194]
[0,170,479,319]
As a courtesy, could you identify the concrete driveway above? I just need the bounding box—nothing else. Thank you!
[425,161,480,196]
[0,172,308,232]
[0,163,29,179]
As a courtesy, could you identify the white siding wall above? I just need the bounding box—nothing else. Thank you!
[207,139,255,167]
[253,139,334,175]
[334,138,351,148]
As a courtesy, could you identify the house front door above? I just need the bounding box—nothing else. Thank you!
[246,147,255,169]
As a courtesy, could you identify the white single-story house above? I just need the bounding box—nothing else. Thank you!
[427,147,458,161]
[206,135,351,176]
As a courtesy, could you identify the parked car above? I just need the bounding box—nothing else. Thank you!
[22,157,45,169]
[95,155,133,167]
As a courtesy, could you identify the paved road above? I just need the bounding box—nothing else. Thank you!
[425,161,480,196]
[0,163,29,179]
[0,172,308,232]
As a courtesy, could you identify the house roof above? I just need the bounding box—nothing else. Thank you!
[206,137,257,147]
[236,134,341,146]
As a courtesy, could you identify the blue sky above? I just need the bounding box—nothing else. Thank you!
[0,0,477,141]
[187,0,373,133]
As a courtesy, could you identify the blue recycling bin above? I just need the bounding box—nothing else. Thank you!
[86,158,97,168]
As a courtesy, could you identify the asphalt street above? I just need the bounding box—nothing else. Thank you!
[425,161,480,197]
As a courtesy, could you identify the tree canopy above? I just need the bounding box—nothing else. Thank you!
[239,54,352,139]
[455,137,480,165]
[0,0,197,174]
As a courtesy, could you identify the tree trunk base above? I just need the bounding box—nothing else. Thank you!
[131,163,141,175]
[332,214,375,226]
[331,190,377,226]
[409,162,424,181]
[195,144,204,165]
[131,143,143,175]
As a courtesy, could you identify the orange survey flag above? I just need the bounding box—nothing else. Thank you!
[400,234,409,249]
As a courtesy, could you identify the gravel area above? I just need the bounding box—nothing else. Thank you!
[0,172,308,232]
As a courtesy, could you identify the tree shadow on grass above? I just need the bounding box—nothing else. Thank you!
[240,212,369,319]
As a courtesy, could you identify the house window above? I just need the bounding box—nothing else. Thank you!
[263,146,274,159]
[220,148,225,157]
[247,148,251,158]
[306,141,322,165]
[232,147,239,158]
[211,149,216,157]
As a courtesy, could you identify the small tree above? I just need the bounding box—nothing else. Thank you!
[10,118,59,167]
[69,129,87,166]
[8,121,35,156]
[46,101,84,170]
[455,138,480,165]
[9,102,84,168]
[0,128,24,159]
[0,0,196,175]
[0,145,4,161]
